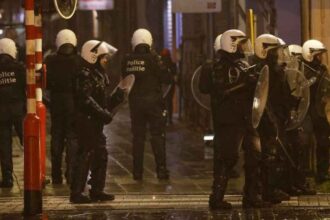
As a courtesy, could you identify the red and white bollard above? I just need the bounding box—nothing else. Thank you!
[34,2,47,188]
[24,0,42,215]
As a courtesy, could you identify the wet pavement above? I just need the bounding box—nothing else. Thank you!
[2,104,330,219]
[2,208,330,220]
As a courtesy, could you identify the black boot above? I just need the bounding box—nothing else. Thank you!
[90,191,115,202]
[70,193,91,204]
[242,196,271,209]
[151,135,169,180]
[209,176,232,210]
[0,171,13,188]
[263,189,290,204]
[296,183,316,195]
[89,147,114,202]
[132,136,145,181]
[70,151,91,202]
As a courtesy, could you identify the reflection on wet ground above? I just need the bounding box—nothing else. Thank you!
[1,208,330,220]
[3,105,330,219]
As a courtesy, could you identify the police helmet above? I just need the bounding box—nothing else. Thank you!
[213,34,222,52]
[56,29,77,50]
[288,44,303,57]
[220,29,252,54]
[131,29,153,50]
[302,39,327,62]
[254,34,281,59]
[0,38,17,59]
[81,40,118,64]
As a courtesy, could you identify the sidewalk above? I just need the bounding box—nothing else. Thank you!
[1,104,330,215]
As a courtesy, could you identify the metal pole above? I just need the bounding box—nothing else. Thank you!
[247,9,255,50]
[301,0,310,43]
[24,0,42,215]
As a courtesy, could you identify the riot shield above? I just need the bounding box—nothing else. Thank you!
[287,56,300,70]
[107,74,135,114]
[315,70,330,122]
[251,65,269,129]
[54,0,78,19]
[285,68,310,130]
[191,66,211,111]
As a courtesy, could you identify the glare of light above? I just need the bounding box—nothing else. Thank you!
[152,196,156,200]
[0,29,3,35]
[203,135,214,141]
[253,98,260,109]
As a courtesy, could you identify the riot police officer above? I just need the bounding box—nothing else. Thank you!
[199,29,269,209]
[70,40,118,203]
[284,44,316,195]
[121,29,172,181]
[45,29,80,184]
[301,39,330,183]
[253,34,295,203]
[0,38,25,188]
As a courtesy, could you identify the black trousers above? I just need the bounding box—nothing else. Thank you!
[0,116,23,180]
[129,98,167,176]
[70,114,108,195]
[213,125,262,199]
[0,101,24,181]
[312,115,330,177]
[50,94,78,181]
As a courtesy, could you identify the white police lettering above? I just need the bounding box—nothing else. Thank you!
[126,60,146,72]
[0,71,16,85]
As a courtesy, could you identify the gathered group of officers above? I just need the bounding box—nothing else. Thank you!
[0,26,329,209]
[199,29,330,209]
[0,28,173,204]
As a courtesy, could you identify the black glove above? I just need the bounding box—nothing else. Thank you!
[247,73,258,84]
[100,109,113,124]
[107,88,125,111]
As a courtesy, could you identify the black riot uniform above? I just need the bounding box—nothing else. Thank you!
[199,50,268,209]
[0,54,25,187]
[253,56,295,202]
[45,45,80,184]
[303,61,330,182]
[70,58,114,203]
[285,59,316,195]
[121,44,172,180]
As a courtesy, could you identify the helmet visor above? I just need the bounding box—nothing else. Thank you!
[239,38,253,55]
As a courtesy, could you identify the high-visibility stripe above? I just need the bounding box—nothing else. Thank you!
[36,88,42,102]
[35,64,42,71]
[26,39,35,55]
[27,98,36,114]
[34,15,42,27]
[25,10,34,26]
[26,68,36,85]
[35,39,42,52]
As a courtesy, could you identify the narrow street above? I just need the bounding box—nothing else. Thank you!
[1,105,330,219]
